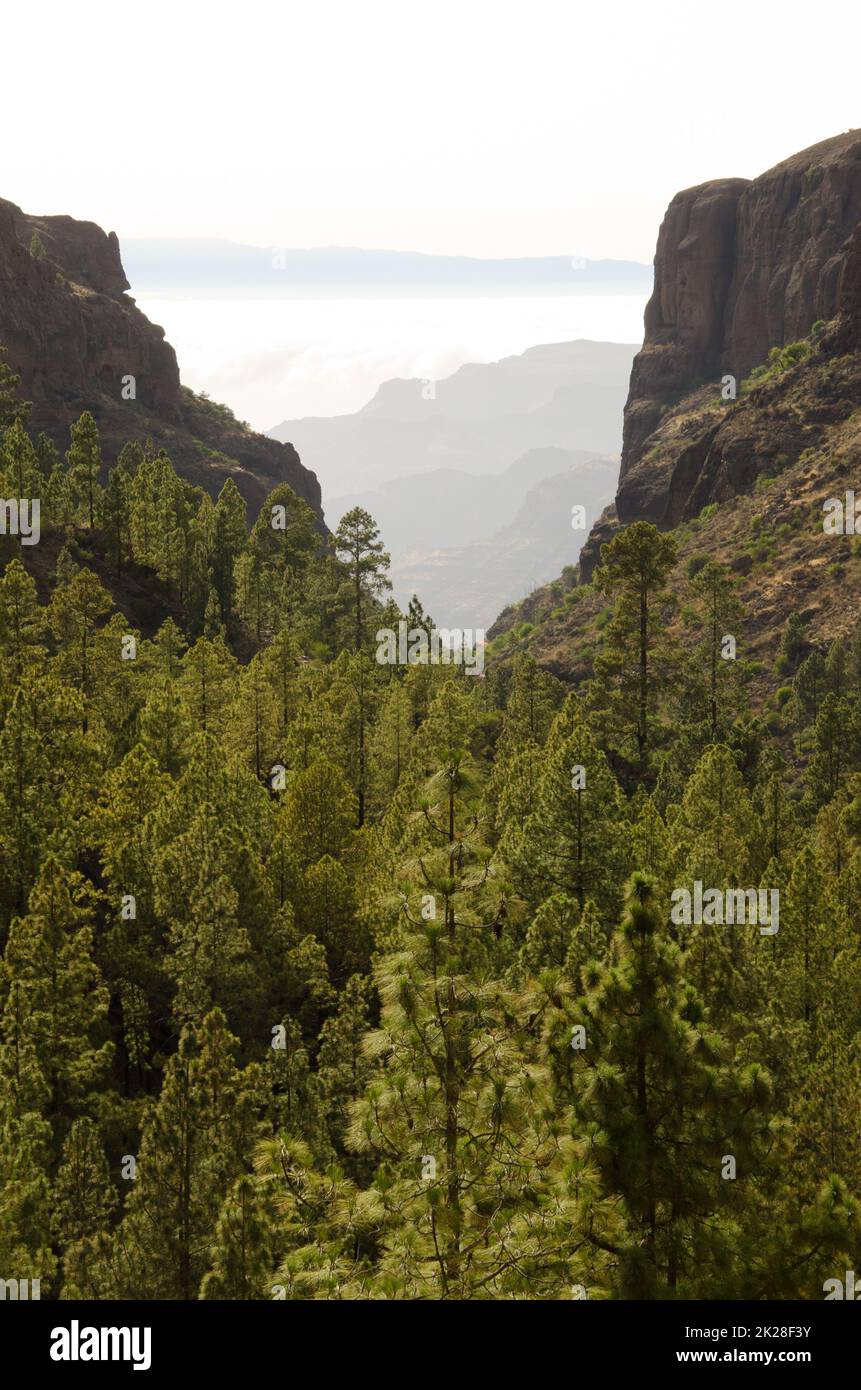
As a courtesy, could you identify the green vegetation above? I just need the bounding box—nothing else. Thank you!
[0,389,860,1301]
[742,340,812,394]
[0,347,31,430]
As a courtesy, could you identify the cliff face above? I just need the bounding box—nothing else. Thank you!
[576,130,861,580]
[490,331,861,688]
[0,197,323,522]
[491,131,861,684]
[620,177,749,490]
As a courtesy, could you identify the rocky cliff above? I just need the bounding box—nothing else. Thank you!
[575,130,861,580]
[0,197,323,521]
[491,131,861,686]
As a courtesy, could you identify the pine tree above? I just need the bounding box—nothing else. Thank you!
[0,558,45,689]
[200,1175,276,1299]
[156,811,259,1032]
[0,679,91,924]
[103,464,131,577]
[128,451,160,568]
[135,622,190,775]
[673,743,754,885]
[0,1100,55,1291]
[0,857,112,1139]
[64,1011,263,1299]
[683,560,744,741]
[508,702,626,917]
[89,743,173,1038]
[790,1028,861,1202]
[0,419,42,498]
[323,650,379,825]
[297,854,369,987]
[316,974,375,1158]
[333,506,392,652]
[521,891,584,971]
[0,345,31,429]
[781,609,809,671]
[324,680,611,1298]
[211,478,247,624]
[53,1116,116,1251]
[34,431,59,480]
[629,794,674,903]
[48,568,113,723]
[344,850,609,1296]
[237,484,317,640]
[257,629,301,745]
[265,1015,330,1155]
[752,766,797,871]
[499,653,565,754]
[179,633,238,738]
[66,411,102,528]
[791,649,827,728]
[367,678,413,816]
[592,521,678,763]
[777,846,832,1033]
[563,872,776,1296]
[223,652,280,781]
[281,760,357,869]
[805,693,859,808]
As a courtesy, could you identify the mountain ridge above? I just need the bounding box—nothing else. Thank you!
[269,339,636,499]
[0,197,324,522]
[613,128,861,551]
[489,131,861,687]
[121,240,653,295]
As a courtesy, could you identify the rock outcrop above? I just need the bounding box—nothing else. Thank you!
[577,130,861,580]
[490,337,861,686]
[0,197,323,522]
[833,220,861,354]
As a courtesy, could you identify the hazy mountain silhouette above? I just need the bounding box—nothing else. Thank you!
[122,240,651,297]
[388,450,618,629]
[327,447,599,558]
[295,339,636,626]
[270,340,637,498]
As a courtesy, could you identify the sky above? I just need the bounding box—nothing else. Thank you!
[5,0,861,263]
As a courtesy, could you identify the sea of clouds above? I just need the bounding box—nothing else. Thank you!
[135,293,649,430]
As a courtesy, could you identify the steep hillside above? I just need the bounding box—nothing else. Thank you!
[0,197,323,520]
[490,134,861,689]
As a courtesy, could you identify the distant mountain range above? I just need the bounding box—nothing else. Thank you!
[270,339,637,627]
[327,446,600,558]
[391,450,618,630]
[122,240,652,298]
[271,339,636,498]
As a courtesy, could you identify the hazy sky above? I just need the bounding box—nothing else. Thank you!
[7,0,860,261]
